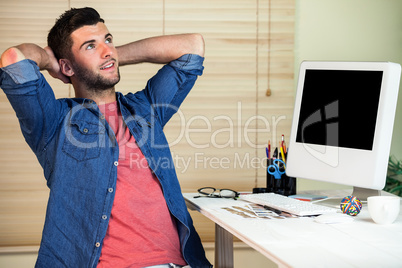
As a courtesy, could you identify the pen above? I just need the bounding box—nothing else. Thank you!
[273,147,278,159]
[263,205,283,215]
[268,140,271,158]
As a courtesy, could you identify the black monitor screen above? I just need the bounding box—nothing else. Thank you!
[296,69,383,150]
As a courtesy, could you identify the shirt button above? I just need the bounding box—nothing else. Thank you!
[83,128,88,133]
[102,215,107,220]
[100,115,105,120]
[95,242,101,247]
[114,161,118,166]
[108,188,114,193]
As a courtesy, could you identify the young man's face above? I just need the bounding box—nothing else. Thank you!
[69,22,120,91]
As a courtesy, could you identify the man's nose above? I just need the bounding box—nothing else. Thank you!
[101,43,114,58]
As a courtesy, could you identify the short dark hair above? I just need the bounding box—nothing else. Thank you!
[47,7,104,60]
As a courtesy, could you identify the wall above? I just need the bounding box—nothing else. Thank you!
[295,0,402,190]
[295,0,402,157]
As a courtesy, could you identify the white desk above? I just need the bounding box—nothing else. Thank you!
[184,191,402,268]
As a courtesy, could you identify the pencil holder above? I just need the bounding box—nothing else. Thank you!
[275,175,285,195]
[266,158,275,192]
[266,158,296,196]
[283,173,296,196]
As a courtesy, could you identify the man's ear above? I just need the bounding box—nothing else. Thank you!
[59,59,74,77]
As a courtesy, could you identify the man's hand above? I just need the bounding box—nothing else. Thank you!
[43,46,70,84]
[0,47,26,68]
[0,44,70,84]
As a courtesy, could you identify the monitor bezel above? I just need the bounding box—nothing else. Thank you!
[286,61,401,194]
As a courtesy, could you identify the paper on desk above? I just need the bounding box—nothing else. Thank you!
[215,204,291,220]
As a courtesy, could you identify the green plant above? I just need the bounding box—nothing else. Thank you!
[384,156,402,197]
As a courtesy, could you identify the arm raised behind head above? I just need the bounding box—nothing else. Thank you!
[116,33,205,66]
[0,44,70,84]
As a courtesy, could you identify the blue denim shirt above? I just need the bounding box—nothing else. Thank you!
[0,55,211,268]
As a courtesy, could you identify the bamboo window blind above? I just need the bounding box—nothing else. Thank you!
[0,0,295,247]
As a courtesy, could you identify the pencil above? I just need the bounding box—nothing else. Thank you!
[280,141,286,164]
[283,139,287,154]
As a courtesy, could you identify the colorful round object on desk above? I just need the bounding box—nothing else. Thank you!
[340,196,362,216]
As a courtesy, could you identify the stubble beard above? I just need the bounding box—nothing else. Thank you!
[72,60,121,93]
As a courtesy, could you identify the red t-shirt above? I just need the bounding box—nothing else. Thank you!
[97,101,186,267]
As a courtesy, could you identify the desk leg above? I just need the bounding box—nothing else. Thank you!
[215,224,234,268]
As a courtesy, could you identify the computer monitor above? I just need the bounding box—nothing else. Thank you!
[286,61,401,202]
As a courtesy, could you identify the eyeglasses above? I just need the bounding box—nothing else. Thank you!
[194,187,239,199]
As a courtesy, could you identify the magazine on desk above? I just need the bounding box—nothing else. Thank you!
[217,203,297,220]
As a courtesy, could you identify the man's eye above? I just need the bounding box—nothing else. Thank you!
[86,44,95,50]
[106,38,112,44]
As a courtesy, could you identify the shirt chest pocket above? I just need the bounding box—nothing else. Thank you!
[62,120,106,161]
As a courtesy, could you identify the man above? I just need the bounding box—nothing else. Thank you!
[0,7,211,268]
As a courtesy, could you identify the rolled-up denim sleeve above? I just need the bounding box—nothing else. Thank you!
[0,59,60,154]
[0,59,41,92]
[143,54,205,127]
[168,53,204,76]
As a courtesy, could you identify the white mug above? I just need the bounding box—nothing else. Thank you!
[367,196,400,224]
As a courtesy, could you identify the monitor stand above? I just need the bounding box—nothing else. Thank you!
[351,186,382,201]
[313,186,382,208]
